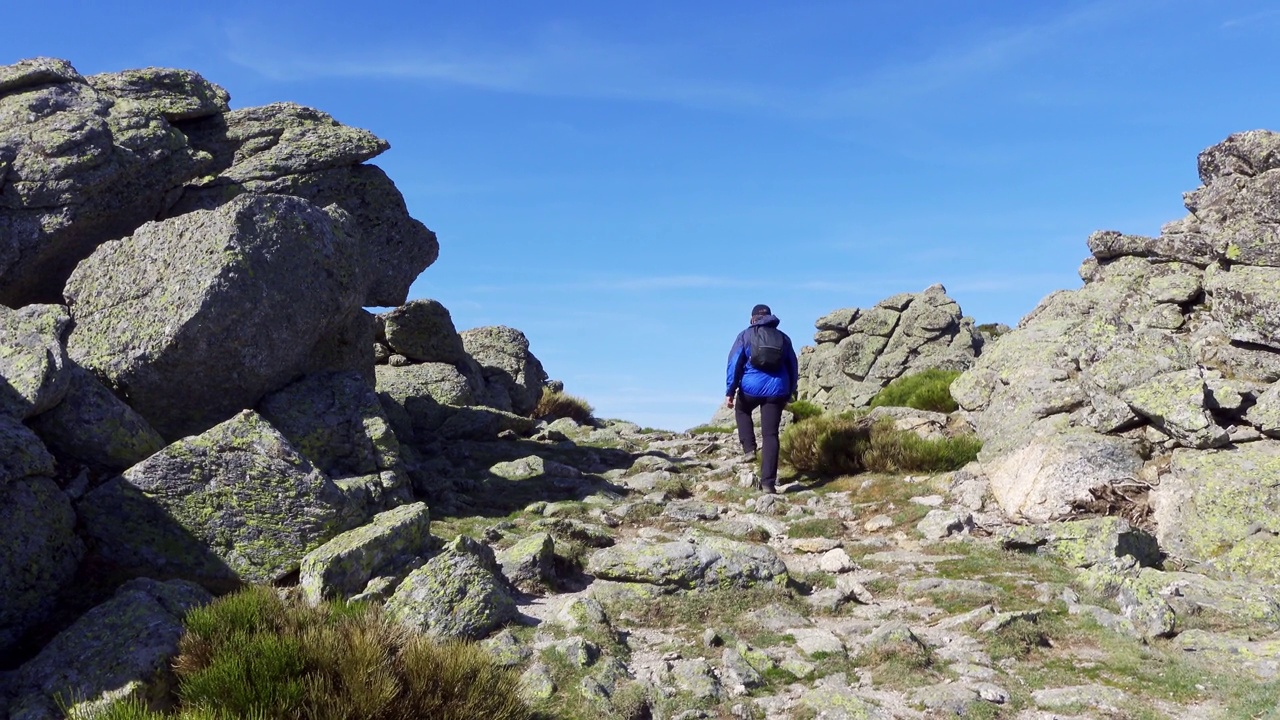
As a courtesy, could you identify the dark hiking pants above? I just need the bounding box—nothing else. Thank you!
[735,392,787,489]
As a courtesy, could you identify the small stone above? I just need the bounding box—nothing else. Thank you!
[864,515,894,532]
[818,548,856,573]
[910,495,945,507]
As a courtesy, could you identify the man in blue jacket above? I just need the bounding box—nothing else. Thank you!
[726,304,799,494]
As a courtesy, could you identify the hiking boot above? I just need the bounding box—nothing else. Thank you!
[741,450,757,462]
[761,480,777,494]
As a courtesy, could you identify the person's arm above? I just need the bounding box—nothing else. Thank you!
[726,332,748,405]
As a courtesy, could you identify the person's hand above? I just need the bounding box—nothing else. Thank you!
[725,395,735,409]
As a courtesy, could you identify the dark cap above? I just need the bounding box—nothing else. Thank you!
[751,304,771,317]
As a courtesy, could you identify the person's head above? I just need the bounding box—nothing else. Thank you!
[751,303,771,319]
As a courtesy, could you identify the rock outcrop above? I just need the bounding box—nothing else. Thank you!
[798,284,984,412]
[955,130,1280,582]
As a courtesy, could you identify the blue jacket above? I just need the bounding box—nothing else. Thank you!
[726,314,799,400]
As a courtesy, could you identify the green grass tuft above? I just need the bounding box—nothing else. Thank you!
[688,424,733,435]
[785,399,824,421]
[868,369,962,413]
[780,415,979,476]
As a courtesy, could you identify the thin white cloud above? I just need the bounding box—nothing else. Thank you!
[222,1,1141,121]
[1221,8,1280,29]
[223,23,766,110]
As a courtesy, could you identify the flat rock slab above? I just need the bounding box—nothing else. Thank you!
[587,535,787,590]
[300,502,431,605]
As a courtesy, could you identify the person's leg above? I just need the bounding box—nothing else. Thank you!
[734,391,761,457]
[758,397,785,492]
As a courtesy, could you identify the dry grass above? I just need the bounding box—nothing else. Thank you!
[533,389,594,424]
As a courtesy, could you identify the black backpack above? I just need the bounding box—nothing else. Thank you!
[747,326,786,372]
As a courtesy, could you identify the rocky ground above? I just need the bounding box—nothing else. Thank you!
[391,417,1280,720]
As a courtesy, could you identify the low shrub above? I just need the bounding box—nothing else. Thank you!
[779,415,872,476]
[780,415,980,476]
[868,369,962,413]
[861,422,982,473]
[688,424,733,435]
[533,389,594,424]
[93,586,529,720]
[784,399,824,422]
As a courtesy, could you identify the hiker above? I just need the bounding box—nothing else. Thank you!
[725,303,799,493]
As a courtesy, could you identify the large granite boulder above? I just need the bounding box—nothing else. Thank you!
[0,59,224,306]
[169,105,437,307]
[0,304,71,420]
[380,299,469,365]
[950,131,1280,579]
[798,284,983,413]
[460,326,549,416]
[384,536,516,640]
[9,578,210,720]
[28,363,164,471]
[0,423,83,655]
[64,193,365,440]
[1150,443,1280,582]
[982,431,1144,524]
[258,370,409,512]
[79,410,352,590]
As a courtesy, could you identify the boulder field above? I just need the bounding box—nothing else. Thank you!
[2,57,1280,719]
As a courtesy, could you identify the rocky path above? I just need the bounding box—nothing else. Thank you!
[442,419,1280,720]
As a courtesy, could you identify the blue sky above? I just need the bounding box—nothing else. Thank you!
[10,1,1280,431]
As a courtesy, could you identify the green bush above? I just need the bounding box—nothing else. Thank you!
[93,586,529,720]
[869,369,963,413]
[784,399,824,421]
[779,415,872,476]
[861,421,982,473]
[533,389,594,424]
[780,415,980,476]
[688,424,733,435]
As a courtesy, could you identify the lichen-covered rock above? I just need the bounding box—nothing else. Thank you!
[27,363,164,470]
[497,532,555,592]
[384,536,516,640]
[460,326,549,416]
[0,474,83,655]
[982,431,1144,523]
[375,362,478,441]
[586,535,788,590]
[490,455,580,481]
[299,502,431,605]
[171,107,436,307]
[79,410,352,590]
[1150,443,1280,582]
[0,60,219,306]
[258,371,404,482]
[11,578,210,720]
[799,285,982,414]
[0,304,71,420]
[86,67,229,121]
[1001,517,1161,568]
[1119,369,1229,449]
[1206,264,1280,351]
[380,299,469,364]
[64,193,365,440]
[0,411,55,483]
[1245,384,1280,436]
